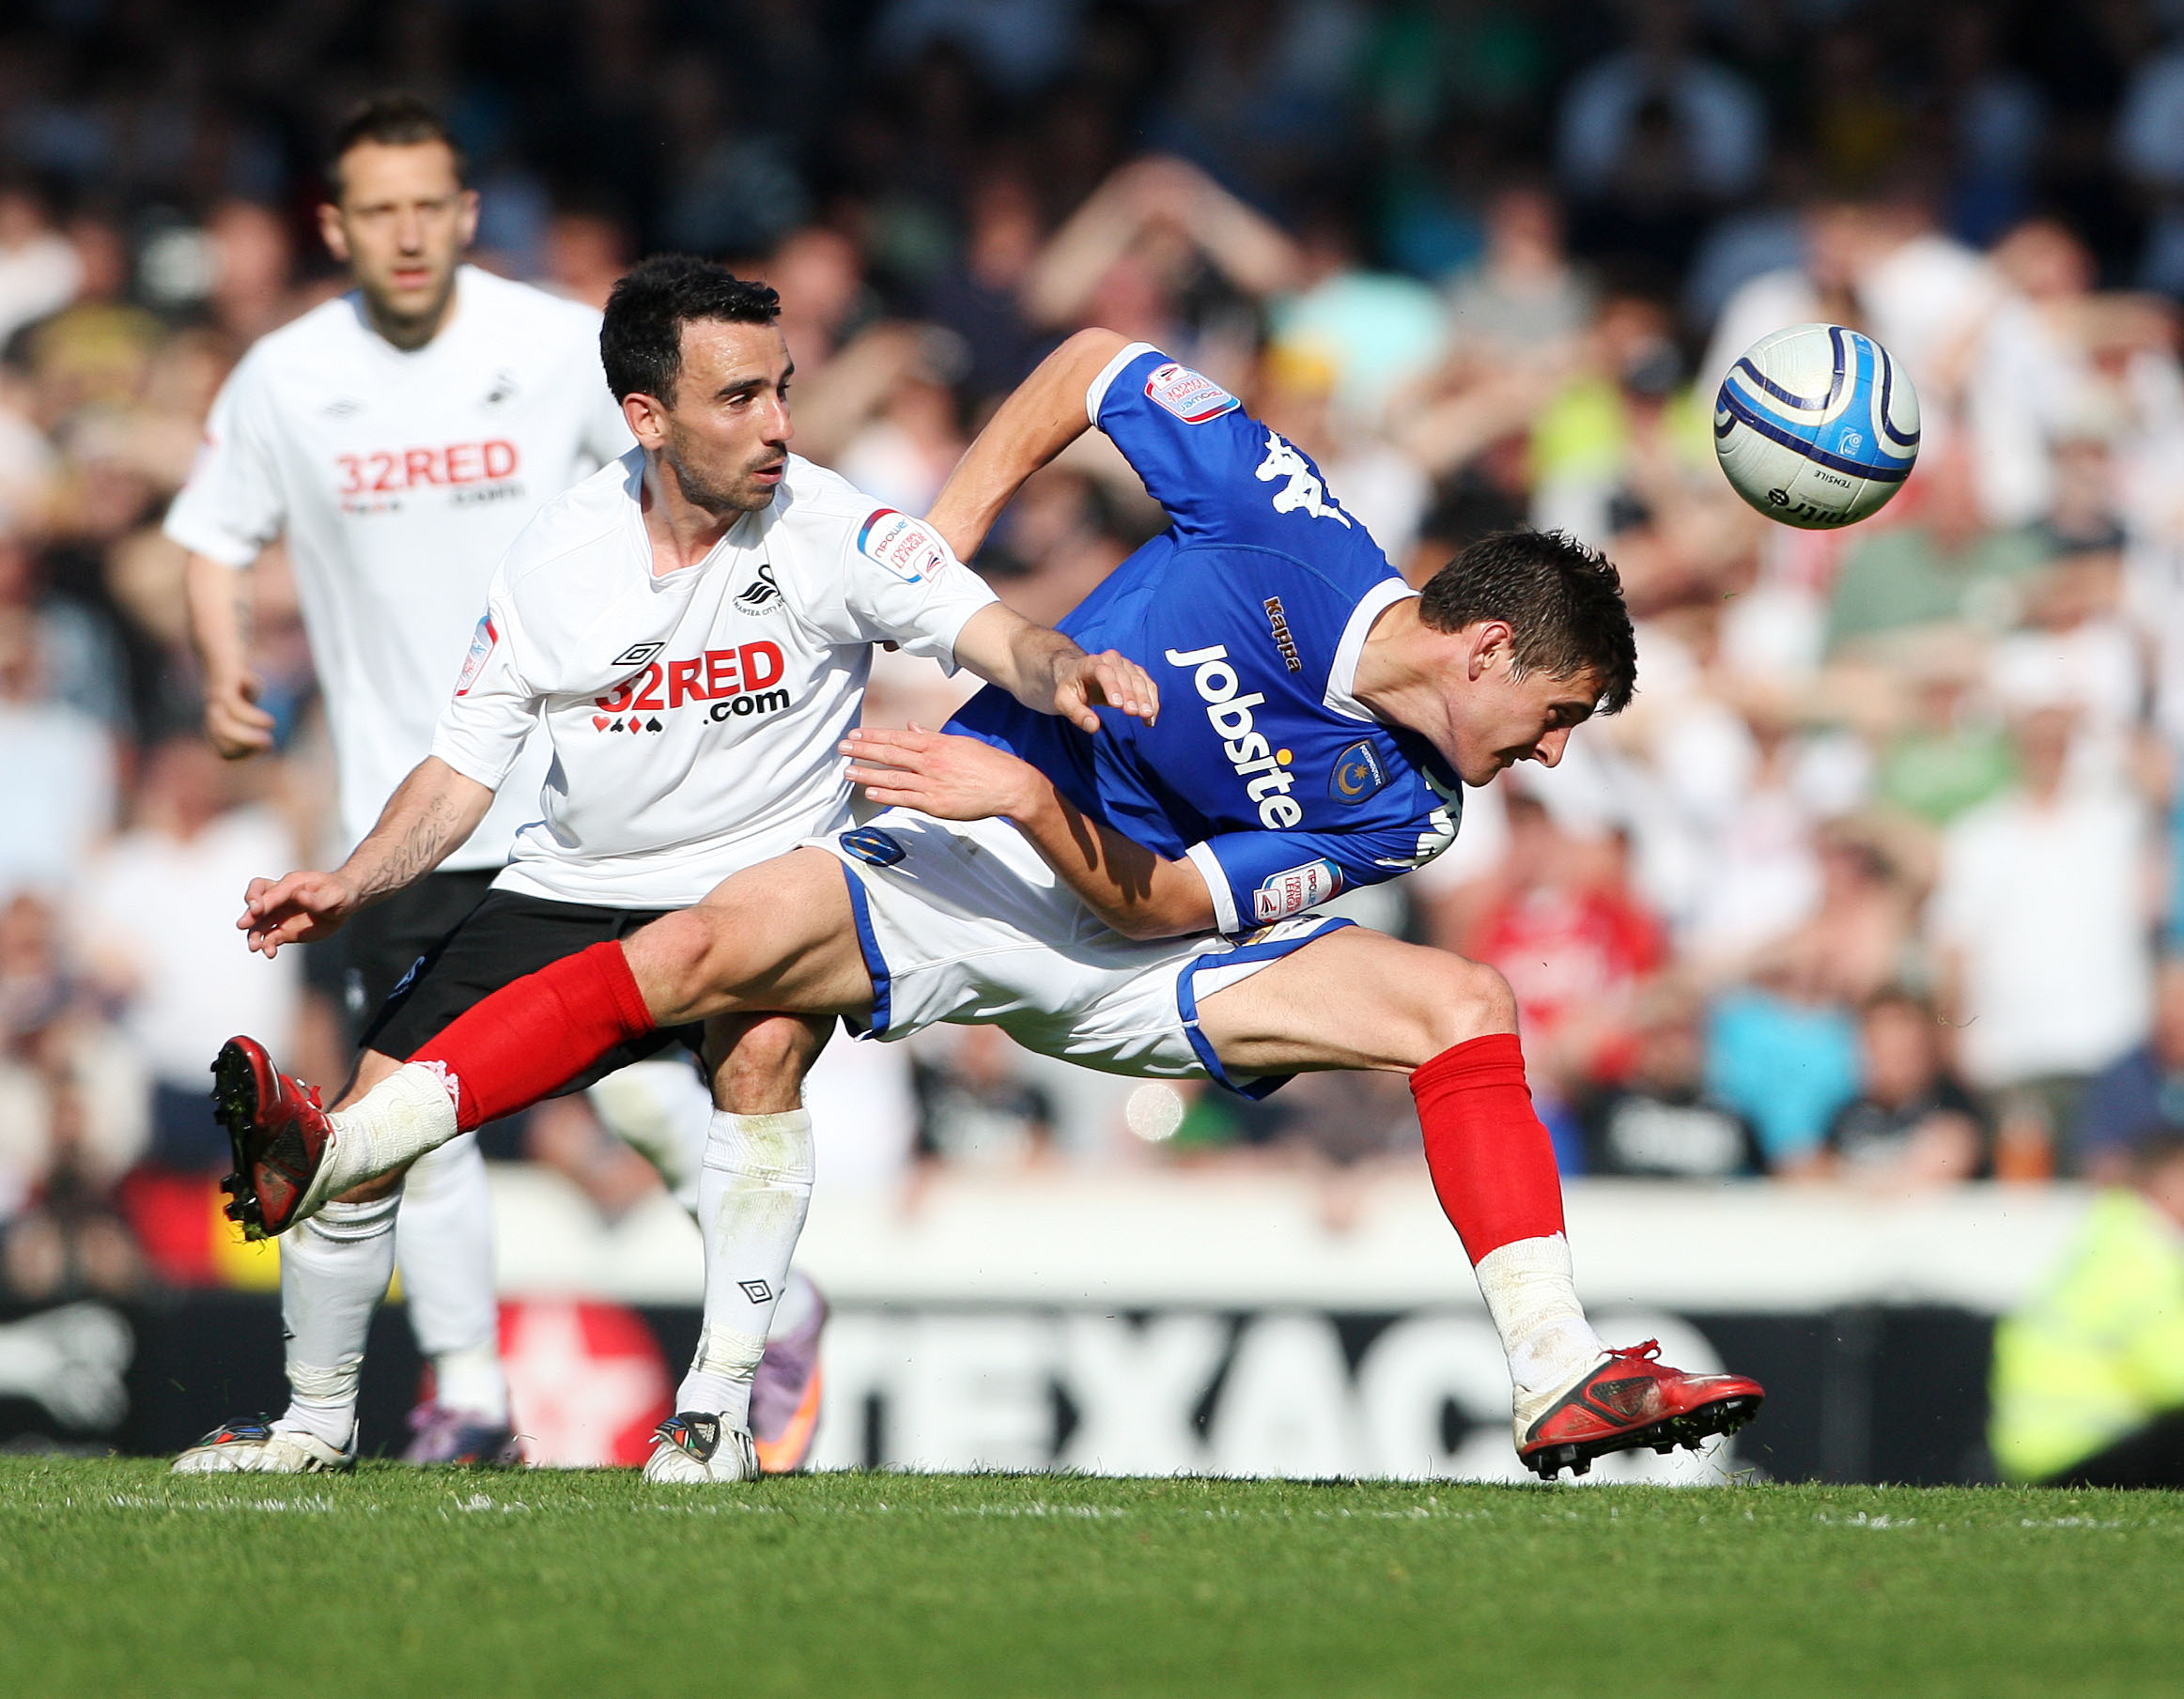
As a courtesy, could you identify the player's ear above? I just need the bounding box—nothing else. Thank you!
[317,201,349,264]
[1466,620,1512,681]
[622,391,667,448]
[455,188,480,249]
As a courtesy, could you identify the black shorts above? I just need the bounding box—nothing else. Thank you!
[304,869,500,1044]
[359,888,705,1098]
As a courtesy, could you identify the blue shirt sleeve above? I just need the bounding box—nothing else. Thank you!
[1185,797,1460,935]
[1088,342,1363,548]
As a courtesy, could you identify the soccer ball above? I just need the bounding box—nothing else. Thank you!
[1712,323,1919,529]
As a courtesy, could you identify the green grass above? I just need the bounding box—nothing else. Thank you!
[3,1461,2180,1697]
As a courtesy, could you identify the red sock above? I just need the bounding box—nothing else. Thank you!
[1409,1032,1565,1264]
[410,941,656,1131]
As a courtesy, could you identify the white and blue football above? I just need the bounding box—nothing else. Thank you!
[1712,323,1920,529]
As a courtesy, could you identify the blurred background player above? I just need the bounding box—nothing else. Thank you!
[164,95,641,1467]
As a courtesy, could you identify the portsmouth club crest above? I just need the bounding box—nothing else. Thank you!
[1328,739,1386,804]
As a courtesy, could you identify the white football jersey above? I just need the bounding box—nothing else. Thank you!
[163,266,631,868]
[431,450,999,909]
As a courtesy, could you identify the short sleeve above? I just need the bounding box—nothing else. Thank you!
[1088,341,1360,546]
[163,360,285,567]
[1184,820,1446,935]
[813,508,999,670]
[429,586,539,790]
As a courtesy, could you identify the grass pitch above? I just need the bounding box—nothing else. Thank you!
[3,1460,2178,1697]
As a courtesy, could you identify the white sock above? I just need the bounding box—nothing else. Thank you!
[314,1063,461,1207]
[273,1192,400,1448]
[586,1058,712,1215]
[394,1132,508,1425]
[1474,1233,1606,1398]
[675,1109,813,1427]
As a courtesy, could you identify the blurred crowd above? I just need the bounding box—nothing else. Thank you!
[13,0,2184,1295]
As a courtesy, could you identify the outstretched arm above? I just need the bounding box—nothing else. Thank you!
[842,727,1214,939]
[948,601,1158,733]
[238,756,494,957]
[925,327,1133,562]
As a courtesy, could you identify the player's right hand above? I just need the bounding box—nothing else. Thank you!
[238,871,360,957]
[205,672,277,760]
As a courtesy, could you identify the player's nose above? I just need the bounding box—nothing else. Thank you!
[1530,725,1573,767]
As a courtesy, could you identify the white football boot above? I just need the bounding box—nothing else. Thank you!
[643,1412,759,1484]
[172,1416,356,1475]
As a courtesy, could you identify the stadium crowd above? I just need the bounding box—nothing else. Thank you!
[8,0,2184,1293]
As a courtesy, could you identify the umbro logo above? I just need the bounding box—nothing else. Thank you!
[737,1278,775,1305]
[481,370,519,408]
[612,642,663,668]
[322,397,364,418]
[735,562,783,615]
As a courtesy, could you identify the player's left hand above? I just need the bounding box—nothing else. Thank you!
[1053,649,1158,734]
[841,727,1046,823]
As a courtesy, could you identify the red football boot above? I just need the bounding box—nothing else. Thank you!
[1517,1340,1764,1479]
[210,1036,336,1240]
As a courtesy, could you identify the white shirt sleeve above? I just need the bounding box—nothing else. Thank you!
[163,357,285,567]
[429,580,539,791]
[807,507,999,670]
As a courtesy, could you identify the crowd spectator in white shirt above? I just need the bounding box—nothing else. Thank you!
[1929,703,2155,1172]
[74,737,298,1171]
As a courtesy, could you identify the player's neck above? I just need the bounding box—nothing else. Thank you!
[1348,599,1438,731]
[358,269,461,353]
[640,456,743,576]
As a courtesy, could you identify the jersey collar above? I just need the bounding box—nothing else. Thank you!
[1323,577,1418,721]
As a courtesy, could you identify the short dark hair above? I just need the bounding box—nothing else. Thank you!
[599,255,782,404]
[1417,529,1636,713]
[327,94,465,198]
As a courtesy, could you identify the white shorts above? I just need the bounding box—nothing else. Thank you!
[808,811,1352,1098]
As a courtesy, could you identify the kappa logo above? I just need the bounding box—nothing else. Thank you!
[839,826,906,866]
[1262,596,1302,672]
[1329,739,1386,804]
[1372,765,1461,870]
[858,509,947,583]
[1255,431,1351,527]
[1144,361,1240,424]
[735,562,783,615]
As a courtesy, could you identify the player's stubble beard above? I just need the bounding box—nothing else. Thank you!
[357,263,459,350]
[658,414,780,519]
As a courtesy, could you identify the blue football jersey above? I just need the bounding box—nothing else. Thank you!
[949,341,1463,934]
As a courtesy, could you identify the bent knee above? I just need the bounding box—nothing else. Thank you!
[712,1013,825,1110]
[630,910,734,1010]
[1410,954,1518,1056]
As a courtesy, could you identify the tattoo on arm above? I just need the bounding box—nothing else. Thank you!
[358,806,456,900]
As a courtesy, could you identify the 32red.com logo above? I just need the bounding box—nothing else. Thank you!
[336,440,519,496]
[592,641,791,733]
